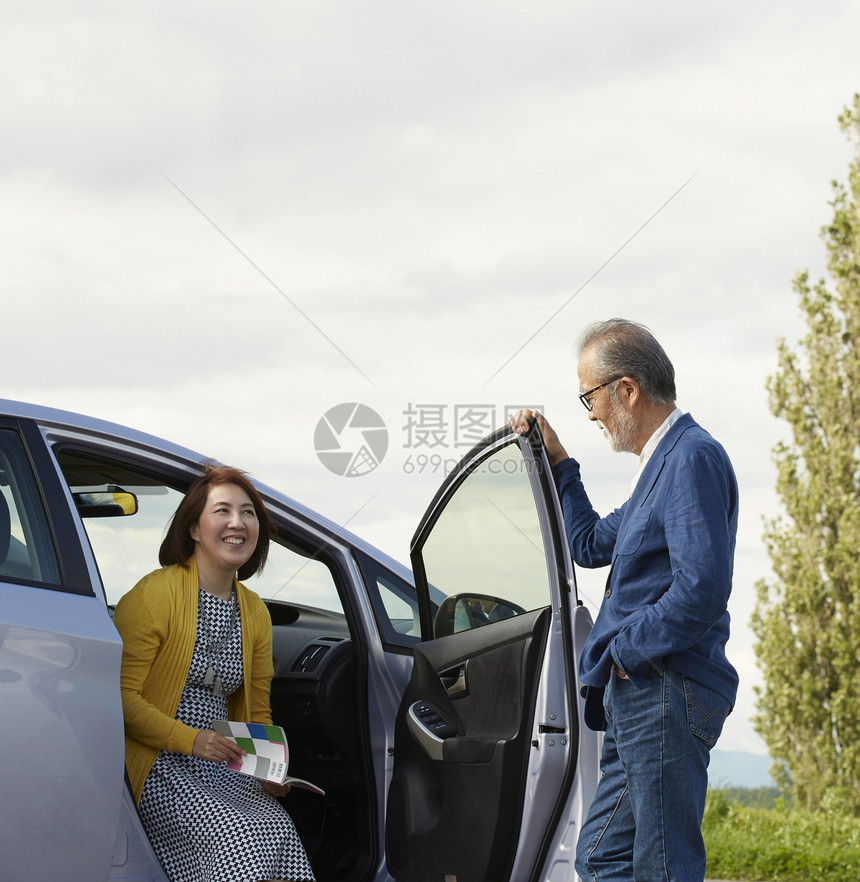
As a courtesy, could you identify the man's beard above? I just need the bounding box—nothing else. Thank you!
[604,394,638,453]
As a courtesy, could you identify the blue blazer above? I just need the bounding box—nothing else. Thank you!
[554,413,739,709]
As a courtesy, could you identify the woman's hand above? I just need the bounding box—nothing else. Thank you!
[192,729,246,765]
[261,780,292,798]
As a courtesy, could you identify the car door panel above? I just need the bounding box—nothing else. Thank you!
[0,420,129,881]
[416,608,549,764]
[387,608,550,882]
[1,586,126,880]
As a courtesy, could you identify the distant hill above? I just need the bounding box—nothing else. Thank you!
[708,749,775,789]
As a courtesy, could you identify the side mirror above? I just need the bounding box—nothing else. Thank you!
[434,592,527,638]
[73,489,139,518]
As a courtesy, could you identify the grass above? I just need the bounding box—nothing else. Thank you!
[703,789,860,882]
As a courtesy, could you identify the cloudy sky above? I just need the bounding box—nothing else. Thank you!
[4,1,860,755]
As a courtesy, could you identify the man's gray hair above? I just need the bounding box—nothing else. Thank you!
[577,318,676,404]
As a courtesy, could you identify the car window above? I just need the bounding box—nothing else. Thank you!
[57,450,344,613]
[416,442,551,637]
[378,585,419,636]
[59,454,183,605]
[250,540,342,614]
[354,549,421,648]
[0,429,62,585]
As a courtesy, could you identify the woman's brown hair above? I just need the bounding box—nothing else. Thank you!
[159,464,272,580]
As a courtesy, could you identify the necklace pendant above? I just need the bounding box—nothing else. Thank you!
[203,664,216,688]
[213,673,223,697]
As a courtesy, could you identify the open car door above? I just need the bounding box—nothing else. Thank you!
[386,422,599,882]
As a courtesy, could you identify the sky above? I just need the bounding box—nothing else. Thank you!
[4,1,860,756]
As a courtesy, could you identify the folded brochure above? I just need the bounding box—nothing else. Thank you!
[212,720,325,795]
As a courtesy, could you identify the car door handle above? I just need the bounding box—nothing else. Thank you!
[441,663,468,698]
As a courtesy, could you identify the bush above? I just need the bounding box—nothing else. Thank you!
[703,789,860,881]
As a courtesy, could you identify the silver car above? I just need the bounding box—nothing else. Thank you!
[0,398,599,882]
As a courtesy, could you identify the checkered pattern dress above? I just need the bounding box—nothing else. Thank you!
[139,589,315,882]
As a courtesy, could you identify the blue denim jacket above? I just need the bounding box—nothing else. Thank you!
[554,413,739,707]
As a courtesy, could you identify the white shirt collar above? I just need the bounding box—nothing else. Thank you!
[629,407,683,496]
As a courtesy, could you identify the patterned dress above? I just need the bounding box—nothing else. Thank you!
[139,588,315,882]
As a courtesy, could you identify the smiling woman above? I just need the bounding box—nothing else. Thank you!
[113,465,317,882]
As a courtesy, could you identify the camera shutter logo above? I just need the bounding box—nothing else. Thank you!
[314,403,389,477]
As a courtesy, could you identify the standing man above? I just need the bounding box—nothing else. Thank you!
[511,319,738,882]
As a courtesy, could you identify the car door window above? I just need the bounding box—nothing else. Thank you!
[58,450,344,612]
[252,540,342,614]
[418,443,551,637]
[0,429,61,585]
[59,453,184,605]
[354,549,421,647]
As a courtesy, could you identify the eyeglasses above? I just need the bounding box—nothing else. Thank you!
[578,377,623,412]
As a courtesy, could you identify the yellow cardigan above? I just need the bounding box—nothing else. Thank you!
[113,557,274,803]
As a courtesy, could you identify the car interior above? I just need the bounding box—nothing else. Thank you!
[56,449,385,882]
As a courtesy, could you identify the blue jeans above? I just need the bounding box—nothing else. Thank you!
[575,667,731,882]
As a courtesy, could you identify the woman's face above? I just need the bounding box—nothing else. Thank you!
[189,483,259,577]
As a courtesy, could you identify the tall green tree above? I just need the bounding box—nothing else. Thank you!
[753,93,860,814]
